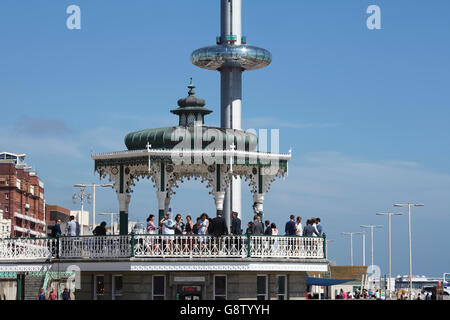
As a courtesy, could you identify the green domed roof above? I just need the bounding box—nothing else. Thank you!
[124,80,257,151]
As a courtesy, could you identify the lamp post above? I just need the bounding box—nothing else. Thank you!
[357,232,366,266]
[360,225,383,267]
[394,203,424,300]
[74,184,114,230]
[98,212,120,235]
[376,212,403,299]
[360,225,383,290]
[341,232,362,266]
[72,186,91,236]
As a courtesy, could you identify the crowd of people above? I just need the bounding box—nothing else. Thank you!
[335,288,434,300]
[145,211,324,238]
[51,211,324,240]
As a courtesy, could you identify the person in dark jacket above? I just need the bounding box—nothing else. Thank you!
[62,288,71,300]
[93,221,107,236]
[209,211,228,237]
[264,220,272,235]
[245,222,253,235]
[303,220,319,237]
[251,215,264,235]
[230,211,242,235]
[285,215,297,236]
[51,220,62,237]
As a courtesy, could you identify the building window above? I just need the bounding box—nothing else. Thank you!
[112,275,123,300]
[152,275,165,300]
[5,194,8,200]
[94,275,105,300]
[257,275,268,300]
[5,207,8,213]
[214,275,227,300]
[276,275,287,300]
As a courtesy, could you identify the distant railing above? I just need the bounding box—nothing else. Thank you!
[0,237,57,260]
[0,234,326,261]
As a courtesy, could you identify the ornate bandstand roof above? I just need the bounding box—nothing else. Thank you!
[124,79,257,152]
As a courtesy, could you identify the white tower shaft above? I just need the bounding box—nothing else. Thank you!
[221,0,243,224]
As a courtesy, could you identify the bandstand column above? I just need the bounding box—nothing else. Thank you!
[116,164,131,236]
[253,166,265,219]
[117,193,131,235]
[214,191,226,215]
[157,191,168,224]
[253,193,265,219]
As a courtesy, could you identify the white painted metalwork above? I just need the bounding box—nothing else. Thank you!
[250,236,324,259]
[0,238,56,260]
[59,236,131,259]
[0,235,325,260]
[134,235,248,258]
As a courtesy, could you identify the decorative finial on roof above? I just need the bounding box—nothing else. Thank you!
[188,77,195,96]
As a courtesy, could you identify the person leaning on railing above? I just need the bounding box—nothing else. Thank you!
[92,222,107,236]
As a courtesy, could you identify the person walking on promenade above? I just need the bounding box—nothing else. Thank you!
[38,288,46,300]
[62,288,71,300]
[49,287,58,300]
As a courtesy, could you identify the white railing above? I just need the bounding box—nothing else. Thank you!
[134,235,248,258]
[59,235,131,259]
[0,235,325,260]
[249,236,324,259]
[0,238,57,260]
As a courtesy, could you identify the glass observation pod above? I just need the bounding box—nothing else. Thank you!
[191,45,272,71]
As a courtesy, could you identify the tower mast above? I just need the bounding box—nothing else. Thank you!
[191,0,271,225]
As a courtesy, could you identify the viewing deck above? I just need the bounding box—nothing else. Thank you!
[0,234,326,262]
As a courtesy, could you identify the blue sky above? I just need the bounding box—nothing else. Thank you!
[0,0,449,277]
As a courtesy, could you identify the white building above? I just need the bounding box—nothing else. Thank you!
[0,209,12,238]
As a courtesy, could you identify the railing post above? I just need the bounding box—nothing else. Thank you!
[247,233,251,258]
[56,235,60,259]
[322,233,327,259]
[130,232,135,258]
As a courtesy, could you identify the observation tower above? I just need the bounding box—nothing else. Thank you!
[191,0,272,225]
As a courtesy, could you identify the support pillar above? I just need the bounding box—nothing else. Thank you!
[253,193,265,220]
[157,191,168,224]
[117,193,131,235]
[164,194,171,217]
[214,191,226,216]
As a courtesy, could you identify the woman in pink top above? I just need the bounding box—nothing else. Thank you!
[49,288,58,300]
[146,214,158,234]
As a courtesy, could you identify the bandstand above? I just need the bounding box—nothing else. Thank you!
[0,0,331,300]
[92,80,290,233]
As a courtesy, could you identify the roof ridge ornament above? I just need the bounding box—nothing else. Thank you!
[188,77,195,96]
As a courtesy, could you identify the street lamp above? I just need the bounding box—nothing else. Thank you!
[98,212,119,235]
[74,184,114,229]
[360,225,383,291]
[72,186,91,236]
[341,232,362,266]
[394,203,424,300]
[360,225,383,267]
[356,232,366,266]
[376,212,403,299]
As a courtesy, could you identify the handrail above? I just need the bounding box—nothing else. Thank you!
[0,234,326,261]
